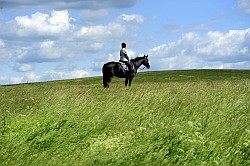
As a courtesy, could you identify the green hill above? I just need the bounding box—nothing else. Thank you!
[1,70,249,166]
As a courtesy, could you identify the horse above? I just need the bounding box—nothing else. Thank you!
[102,55,150,88]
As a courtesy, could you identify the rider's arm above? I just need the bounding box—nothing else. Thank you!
[123,49,130,61]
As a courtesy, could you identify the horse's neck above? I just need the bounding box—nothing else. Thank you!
[132,59,143,70]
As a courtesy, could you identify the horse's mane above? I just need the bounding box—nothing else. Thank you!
[131,56,144,61]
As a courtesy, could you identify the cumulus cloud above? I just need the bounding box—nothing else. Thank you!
[0,39,5,47]
[0,10,144,65]
[14,10,74,37]
[149,28,250,70]
[204,61,250,69]
[39,40,63,60]
[10,39,68,64]
[74,14,145,40]
[0,10,145,85]
[0,0,138,10]
[0,39,11,64]
[0,69,89,85]
[238,0,250,14]
[26,70,89,82]
[14,63,33,72]
[120,14,144,23]
[196,29,250,62]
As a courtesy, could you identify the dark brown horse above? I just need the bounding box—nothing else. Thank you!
[102,55,150,88]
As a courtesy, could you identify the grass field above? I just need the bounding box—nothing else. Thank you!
[0,70,249,165]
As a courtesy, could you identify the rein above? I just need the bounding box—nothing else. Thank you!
[139,66,146,71]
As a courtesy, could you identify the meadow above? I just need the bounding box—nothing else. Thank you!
[0,70,249,165]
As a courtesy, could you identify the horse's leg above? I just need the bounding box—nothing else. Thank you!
[103,75,112,88]
[128,77,134,87]
[106,76,112,88]
[125,78,129,86]
[103,76,108,88]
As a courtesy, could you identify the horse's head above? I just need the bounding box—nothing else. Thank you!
[142,55,150,69]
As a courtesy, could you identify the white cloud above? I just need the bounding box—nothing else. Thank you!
[39,40,63,60]
[119,14,144,23]
[149,28,250,70]
[15,10,74,37]
[156,56,203,70]
[40,40,54,49]
[0,70,89,85]
[238,0,250,14]
[10,40,67,63]
[0,39,9,64]
[75,25,111,39]
[0,39,5,47]
[0,76,7,82]
[220,61,250,69]
[14,63,33,72]
[26,70,89,82]
[0,11,145,66]
[203,61,250,69]
[74,14,144,40]
[0,76,23,85]
[67,70,89,78]
[0,42,11,64]
[195,29,250,62]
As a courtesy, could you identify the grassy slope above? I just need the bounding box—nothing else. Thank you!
[0,70,249,166]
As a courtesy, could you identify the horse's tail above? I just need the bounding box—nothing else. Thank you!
[102,63,111,88]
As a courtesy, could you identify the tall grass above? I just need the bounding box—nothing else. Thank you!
[0,70,249,165]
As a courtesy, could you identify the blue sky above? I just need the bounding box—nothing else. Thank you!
[0,0,250,85]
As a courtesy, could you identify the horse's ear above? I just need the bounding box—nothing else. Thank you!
[146,54,148,58]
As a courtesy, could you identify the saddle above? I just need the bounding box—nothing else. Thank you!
[119,61,135,71]
[118,61,135,76]
[119,62,129,71]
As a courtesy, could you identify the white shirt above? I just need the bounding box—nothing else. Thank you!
[120,48,129,61]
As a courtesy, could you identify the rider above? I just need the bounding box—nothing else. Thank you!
[119,42,134,77]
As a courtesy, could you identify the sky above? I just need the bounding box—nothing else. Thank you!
[0,0,250,85]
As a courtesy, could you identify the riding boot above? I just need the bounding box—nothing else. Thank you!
[124,61,134,77]
[129,70,134,77]
[128,65,134,77]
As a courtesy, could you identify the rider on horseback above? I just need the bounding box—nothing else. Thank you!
[119,42,134,77]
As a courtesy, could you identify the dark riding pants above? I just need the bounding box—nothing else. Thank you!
[120,61,134,76]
